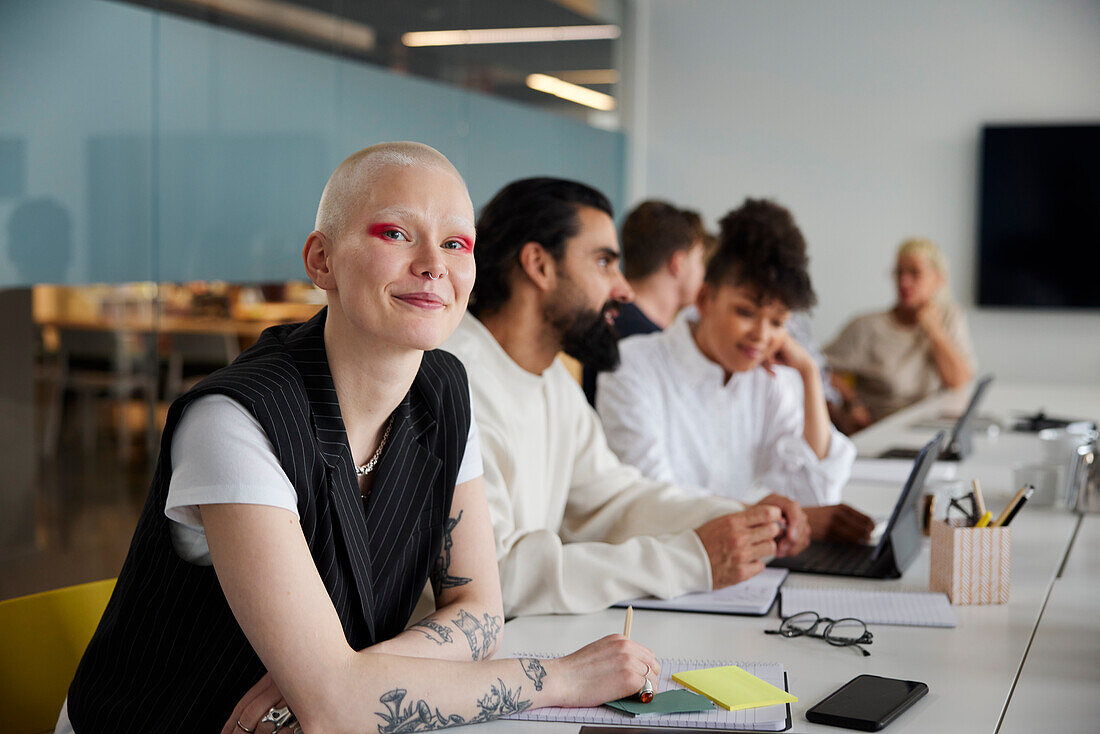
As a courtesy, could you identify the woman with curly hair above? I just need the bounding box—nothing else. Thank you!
[597,199,873,545]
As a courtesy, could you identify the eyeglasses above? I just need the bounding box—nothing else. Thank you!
[946,493,978,526]
[764,611,874,656]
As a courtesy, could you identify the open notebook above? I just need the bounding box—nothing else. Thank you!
[506,656,792,731]
[850,457,958,484]
[779,584,956,627]
[614,568,789,616]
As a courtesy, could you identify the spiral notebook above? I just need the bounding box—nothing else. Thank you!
[779,585,957,627]
[505,656,793,731]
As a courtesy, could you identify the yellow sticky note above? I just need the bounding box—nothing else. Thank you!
[672,665,798,712]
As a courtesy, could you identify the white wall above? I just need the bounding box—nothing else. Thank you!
[627,0,1100,383]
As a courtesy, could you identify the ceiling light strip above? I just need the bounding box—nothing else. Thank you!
[402,25,620,47]
[181,0,375,51]
[525,73,616,111]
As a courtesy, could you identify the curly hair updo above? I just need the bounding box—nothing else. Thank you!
[705,198,816,311]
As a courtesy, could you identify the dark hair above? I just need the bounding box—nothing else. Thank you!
[620,200,705,280]
[706,198,817,311]
[471,177,613,316]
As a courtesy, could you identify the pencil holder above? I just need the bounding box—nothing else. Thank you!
[929,520,1010,605]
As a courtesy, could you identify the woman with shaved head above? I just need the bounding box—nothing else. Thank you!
[59,143,657,734]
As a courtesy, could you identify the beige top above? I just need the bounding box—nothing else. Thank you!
[442,313,744,617]
[824,302,975,421]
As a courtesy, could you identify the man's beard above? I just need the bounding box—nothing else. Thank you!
[549,298,622,372]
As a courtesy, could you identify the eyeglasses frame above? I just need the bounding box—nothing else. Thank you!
[764,610,874,656]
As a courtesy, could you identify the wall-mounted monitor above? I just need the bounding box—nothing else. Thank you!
[978,124,1100,309]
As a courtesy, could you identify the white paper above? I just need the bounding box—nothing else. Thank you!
[780,585,956,627]
[851,457,958,484]
[615,568,789,616]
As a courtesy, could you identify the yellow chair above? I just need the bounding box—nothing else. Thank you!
[0,578,116,734]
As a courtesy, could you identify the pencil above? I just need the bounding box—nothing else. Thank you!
[993,484,1031,527]
[1002,487,1034,527]
[623,605,633,639]
[972,479,987,518]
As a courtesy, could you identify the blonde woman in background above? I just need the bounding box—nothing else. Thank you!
[825,238,975,429]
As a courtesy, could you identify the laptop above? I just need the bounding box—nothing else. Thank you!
[769,432,945,579]
[878,375,994,462]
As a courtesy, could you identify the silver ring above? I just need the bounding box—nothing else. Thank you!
[259,706,294,732]
[425,271,445,280]
[638,675,654,697]
[236,721,254,733]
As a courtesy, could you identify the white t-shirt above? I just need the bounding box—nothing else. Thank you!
[166,392,483,565]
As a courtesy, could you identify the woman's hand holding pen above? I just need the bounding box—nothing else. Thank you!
[544,634,660,708]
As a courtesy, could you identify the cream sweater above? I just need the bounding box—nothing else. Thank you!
[443,314,744,617]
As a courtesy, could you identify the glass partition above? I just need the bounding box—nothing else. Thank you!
[0,0,626,600]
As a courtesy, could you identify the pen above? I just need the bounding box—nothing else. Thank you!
[622,606,654,703]
[971,479,987,518]
[974,511,993,528]
[1001,488,1034,527]
[993,484,1032,527]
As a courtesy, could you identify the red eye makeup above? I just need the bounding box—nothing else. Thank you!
[368,223,405,240]
[449,236,475,253]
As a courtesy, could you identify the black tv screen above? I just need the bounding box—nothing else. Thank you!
[978,124,1100,308]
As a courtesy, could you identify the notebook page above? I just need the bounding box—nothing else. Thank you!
[615,568,789,615]
[851,457,958,483]
[780,585,956,627]
[505,656,790,731]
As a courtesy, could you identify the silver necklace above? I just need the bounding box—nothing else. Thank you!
[355,416,393,478]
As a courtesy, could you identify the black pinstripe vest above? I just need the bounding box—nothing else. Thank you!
[67,308,470,732]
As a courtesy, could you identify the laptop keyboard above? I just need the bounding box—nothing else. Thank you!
[782,542,877,575]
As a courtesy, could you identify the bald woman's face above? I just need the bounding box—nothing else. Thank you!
[317,162,476,351]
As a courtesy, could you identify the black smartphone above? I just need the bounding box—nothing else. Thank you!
[805,675,928,731]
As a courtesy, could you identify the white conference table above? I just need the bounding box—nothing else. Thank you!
[465,380,1100,734]
[998,513,1100,733]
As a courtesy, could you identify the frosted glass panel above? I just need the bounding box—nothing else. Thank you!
[0,0,153,286]
[0,0,626,287]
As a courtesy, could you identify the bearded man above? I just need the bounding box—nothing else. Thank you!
[442,178,811,618]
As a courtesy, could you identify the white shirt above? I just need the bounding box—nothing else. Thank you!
[442,314,744,618]
[55,391,484,733]
[596,311,855,508]
[165,393,483,565]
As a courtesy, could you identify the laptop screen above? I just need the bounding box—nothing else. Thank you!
[948,375,994,448]
[870,432,946,563]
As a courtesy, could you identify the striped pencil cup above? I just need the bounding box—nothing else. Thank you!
[929,520,1011,605]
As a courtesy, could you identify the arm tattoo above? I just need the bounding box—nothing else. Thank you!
[518,658,547,691]
[431,511,472,596]
[452,609,502,661]
[408,619,453,646]
[375,679,532,732]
